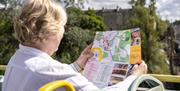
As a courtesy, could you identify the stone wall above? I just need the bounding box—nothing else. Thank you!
[96,8,131,30]
[174,25,180,43]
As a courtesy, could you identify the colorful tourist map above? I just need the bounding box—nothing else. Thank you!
[83,28,142,88]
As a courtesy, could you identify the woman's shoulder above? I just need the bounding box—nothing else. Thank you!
[24,56,54,71]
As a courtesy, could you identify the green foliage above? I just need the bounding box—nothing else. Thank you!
[129,0,146,7]
[129,0,169,74]
[0,1,106,66]
[55,7,106,63]
[0,0,20,75]
[0,0,21,68]
[0,11,19,66]
[56,27,94,63]
[56,0,84,8]
[66,7,106,31]
[173,20,180,25]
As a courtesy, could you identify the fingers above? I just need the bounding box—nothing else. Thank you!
[76,44,94,69]
[80,44,94,62]
[76,51,93,69]
[84,43,93,51]
[87,43,93,48]
[139,61,147,74]
[131,61,148,76]
[83,52,93,59]
[132,64,138,71]
[82,44,93,55]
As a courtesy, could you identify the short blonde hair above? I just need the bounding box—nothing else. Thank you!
[14,0,67,44]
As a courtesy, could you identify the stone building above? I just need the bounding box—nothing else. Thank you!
[173,24,180,75]
[165,24,180,75]
[96,7,132,30]
[174,25,180,44]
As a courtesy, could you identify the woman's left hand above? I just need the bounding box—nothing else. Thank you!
[75,44,93,69]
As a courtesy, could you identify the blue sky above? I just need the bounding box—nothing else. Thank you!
[84,0,180,22]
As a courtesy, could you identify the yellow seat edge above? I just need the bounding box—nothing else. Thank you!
[39,80,75,91]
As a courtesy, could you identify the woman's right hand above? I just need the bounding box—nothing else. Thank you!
[131,61,148,76]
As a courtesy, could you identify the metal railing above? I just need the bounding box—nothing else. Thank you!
[150,74,180,83]
[0,65,180,88]
[0,65,6,71]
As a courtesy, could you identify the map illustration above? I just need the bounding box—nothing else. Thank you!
[93,30,131,63]
[83,28,141,88]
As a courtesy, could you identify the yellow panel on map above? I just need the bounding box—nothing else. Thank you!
[130,46,142,64]
[91,47,103,63]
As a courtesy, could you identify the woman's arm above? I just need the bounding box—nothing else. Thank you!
[70,44,93,72]
[26,58,147,91]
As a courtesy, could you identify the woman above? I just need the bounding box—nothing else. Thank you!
[2,0,147,91]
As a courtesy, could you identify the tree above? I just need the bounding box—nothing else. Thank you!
[0,1,107,66]
[173,20,180,25]
[66,7,106,31]
[55,7,106,63]
[0,0,21,66]
[0,0,22,10]
[56,27,93,63]
[129,0,169,74]
[56,0,85,8]
[0,16,19,65]
[0,0,22,75]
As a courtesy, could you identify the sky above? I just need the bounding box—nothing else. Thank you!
[84,0,180,22]
[0,0,179,22]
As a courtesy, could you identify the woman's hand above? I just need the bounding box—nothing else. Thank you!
[131,61,148,76]
[75,44,93,69]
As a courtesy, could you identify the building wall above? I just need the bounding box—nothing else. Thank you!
[96,8,131,30]
[174,25,180,42]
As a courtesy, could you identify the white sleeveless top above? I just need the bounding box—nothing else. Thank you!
[2,44,137,91]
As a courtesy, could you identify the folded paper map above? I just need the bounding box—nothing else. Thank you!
[83,28,142,88]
